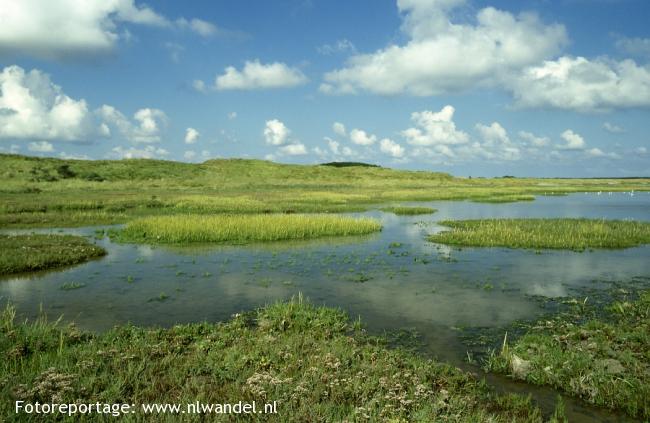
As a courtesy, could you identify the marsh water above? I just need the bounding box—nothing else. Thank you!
[2,192,650,421]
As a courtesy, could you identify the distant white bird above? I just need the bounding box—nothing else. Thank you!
[597,191,602,195]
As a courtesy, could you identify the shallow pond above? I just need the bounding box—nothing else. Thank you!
[2,192,649,421]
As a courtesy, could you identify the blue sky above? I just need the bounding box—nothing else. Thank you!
[0,0,649,177]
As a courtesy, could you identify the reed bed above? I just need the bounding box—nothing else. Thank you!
[119,214,382,244]
[429,218,650,250]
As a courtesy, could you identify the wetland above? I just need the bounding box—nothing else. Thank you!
[1,155,649,421]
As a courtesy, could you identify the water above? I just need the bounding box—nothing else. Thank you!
[2,192,649,421]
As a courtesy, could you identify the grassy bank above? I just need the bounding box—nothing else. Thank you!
[380,206,437,215]
[0,235,106,275]
[1,298,566,422]
[485,291,650,419]
[429,218,650,250]
[2,154,648,228]
[116,214,382,244]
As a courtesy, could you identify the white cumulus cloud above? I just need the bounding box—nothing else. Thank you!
[28,141,54,152]
[321,0,566,95]
[0,65,93,141]
[379,138,405,158]
[215,60,308,90]
[518,131,549,147]
[349,129,377,146]
[332,122,346,137]
[98,105,168,144]
[278,143,307,155]
[559,129,586,150]
[263,119,291,145]
[509,56,650,112]
[603,122,624,134]
[0,0,222,60]
[401,106,468,146]
[110,145,170,159]
[175,18,218,37]
[185,127,200,144]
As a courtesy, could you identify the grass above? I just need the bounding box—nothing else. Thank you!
[116,214,382,244]
[485,290,650,419]
[429,218,650,251]
[473,194,536,203]
[0,297,565,422]
[1,154,648,228]
[0,235,106,275]
[380,206,437,215]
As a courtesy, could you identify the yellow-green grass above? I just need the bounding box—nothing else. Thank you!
[118,214,382,244]
[473,194,536,203]
[0,234,106,275]
[380,206,437,215]
[486,291,650,419]
[2,154,649,230]
[0,298,560,422]
[429,218,650,250]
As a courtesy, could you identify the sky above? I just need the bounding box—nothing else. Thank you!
[0,0,649,177]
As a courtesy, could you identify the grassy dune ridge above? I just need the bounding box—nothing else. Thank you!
[117,214,382,244]
[0,298,564,422]
[429,218,650,250]
[0,235,106,275]
[1,154,648,228]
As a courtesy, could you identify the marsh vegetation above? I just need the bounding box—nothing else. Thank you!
[1,154,649,421]
[430,218,650,250]
[1,154,648,228]
[0,298,563,422]
[116,214,382,244]
[380,206,437,215]
[0,234,106,275]
[486,290,650,419]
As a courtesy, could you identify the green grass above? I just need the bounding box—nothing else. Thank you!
[1,154,648,228]
[380,206,437,215]
[473,194,536,203]
[429,218,650,250]
[116,214,382,244]
[0,298,562,422]
[485,291,650,419]
[0,235,106,275]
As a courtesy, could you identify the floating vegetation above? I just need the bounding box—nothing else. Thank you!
[0,234,106,275]
[430,218,650,250]
[60,281,86,291]
[117,214,382,244]
[148,292,170,302]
